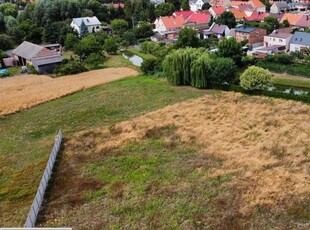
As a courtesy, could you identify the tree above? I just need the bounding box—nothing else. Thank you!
[175,27,199,48]
[64,33,79,50]
[122,31,136,47]
[4,15,17,31]
[281,19,290,28]
[74,35,101,58]
[0,34,13,51]
[208,58,236,84]
[0,13,5,33]
[0,3,18,17]
[217,38,243,66]
[181,0,190,10]
[216,11,236,29]
[111,19,128,35]
[202,3,211,10]
[80,20,88,37]
[134,21,154,39]
[155,3,175,17]
[240,66,272,91]
[85,53,105,69]
[103,36,118,54]
[259,16,280,33]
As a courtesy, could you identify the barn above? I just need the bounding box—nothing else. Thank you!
[12,41,62,74]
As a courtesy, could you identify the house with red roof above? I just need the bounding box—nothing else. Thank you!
[174,11,195,21]
[250,0,266,12]
[154,15,185,36]
[210,0,231,7]
[280,13,304,27]
[188,12,211,24]
[246,11,269,22]
[209,6,225,18]
[229,8,247,21]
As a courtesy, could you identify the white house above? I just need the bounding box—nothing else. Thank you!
[150,0,165,5]
[203,23,231,39]
[209,6,225,19]
[270,1,289,14]
[70,16,101,36]
[289,32,310,52]
[190,0,204,12]
[264,30,292,51]
[250,0,266,12]
[154,15,185,33]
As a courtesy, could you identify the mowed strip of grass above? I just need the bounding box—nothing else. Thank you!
[272,73,310,89]
[39,126,232,229]
[0,75,208,226]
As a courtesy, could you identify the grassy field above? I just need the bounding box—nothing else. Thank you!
[126,47,155,60]
[272,73,310,89]
[0,76,207,226]
[38,91,310,229]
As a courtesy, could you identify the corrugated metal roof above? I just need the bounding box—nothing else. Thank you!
[291,32,310,46]
[12,41,44,60]
[72,16,101,27]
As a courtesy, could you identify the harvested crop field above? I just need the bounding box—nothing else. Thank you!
[0,67,138,115]
[40,92,310,229]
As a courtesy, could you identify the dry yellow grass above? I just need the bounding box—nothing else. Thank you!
[0,67,138,115]
[40,92,310,228]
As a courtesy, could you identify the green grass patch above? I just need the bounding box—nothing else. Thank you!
[0,75,210,226]
[271,74,310,89]
[102,54,132,68]
[126,47,155,60]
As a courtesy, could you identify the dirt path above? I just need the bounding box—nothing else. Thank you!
[0,67,138,115]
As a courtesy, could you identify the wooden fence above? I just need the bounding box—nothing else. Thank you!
[24,129,63,228]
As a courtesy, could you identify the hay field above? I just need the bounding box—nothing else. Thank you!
[0,67,138,115]
[40,92,310,229]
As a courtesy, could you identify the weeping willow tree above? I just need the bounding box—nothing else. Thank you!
[163,48,204,85]
[190,53,211,88]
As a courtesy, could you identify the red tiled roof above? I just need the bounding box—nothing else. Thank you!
[229,8,247,20]
[174,11,195,20]
[280,13,304,26]
[246,11,269,21]
[231,1,250,6]
[113,3,125,8]
[188,12,211,24]
[251,0,265,8]
[210,6,225,15]
[295,15,310,28]
[33,48,59,59]
[161,15,185,30]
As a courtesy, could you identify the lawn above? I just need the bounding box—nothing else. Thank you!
[102,53,133,68]
[0,75,208,226]
[272,73,310,89]
[126,47,155,60]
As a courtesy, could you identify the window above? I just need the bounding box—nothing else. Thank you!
[279,39,283,43]
[256,32,259,37]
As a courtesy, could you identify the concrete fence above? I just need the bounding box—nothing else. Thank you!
[24,129,63,228]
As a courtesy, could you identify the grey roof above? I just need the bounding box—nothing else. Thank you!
[32,56,62,66]
[72,16,101,27]
[273,1,289,9]
[235,25,257,33]
[210,24,227,34]
[13,41,44,60]
[268,31,292,39]
[269,13,285,20]
[291,32,310,46]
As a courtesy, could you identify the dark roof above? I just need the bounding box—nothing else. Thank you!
[268,31,292,39]
[291,32,310,46]
[13,41,44,60]
[210,23,227,34]
[235,25,257,33]
[273,1,289,8]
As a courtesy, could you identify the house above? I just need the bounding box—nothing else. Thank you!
[264,30,292,50]
[154,15,185,33]
[229,8,247,22]
[270,1,289,14]
[280,13,304,27]
[70,16,101,36]
[269,12,285,21]
[289,32,310,52]
[174,11,195,21]
[190,0,204,11]
[245,11,269,22]
[294,15,310,29]
[252,45,284,58]
[187,12,211,24]
[203,23,231,39]
[250,0,266,12]
[209,6,225,18]
[12,41,62,74]
[150,0,165,5]
[238,4,255,16]
[232,25,267,46]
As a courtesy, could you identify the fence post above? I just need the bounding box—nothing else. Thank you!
[24,129,63,228]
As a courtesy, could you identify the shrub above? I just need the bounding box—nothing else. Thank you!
[240,66,272,91]
[84,53,105,69]
[54,60,87,76]
[208,58,236,84]
[103,37,118,54]
[141,57,158,74]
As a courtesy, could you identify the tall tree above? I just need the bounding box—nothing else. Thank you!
[175,27,199,48]
[80,20,88,37]
[217,38,243,66]
[216,11,236,29]
[155,3,175,17]
[181,0,190,11]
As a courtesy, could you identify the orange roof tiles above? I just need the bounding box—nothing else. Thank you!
[174,11,195,20]
[231,1,250,6]
[210,6,225,15]
[229,8,247,19]
[280,13,304,26]
[161,15,185,30]
[251,0,265,8]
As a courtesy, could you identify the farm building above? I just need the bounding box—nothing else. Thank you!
[12,41,62,74]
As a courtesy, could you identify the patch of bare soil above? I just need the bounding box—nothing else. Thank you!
[41,92,310,228]
[0,67,138,115]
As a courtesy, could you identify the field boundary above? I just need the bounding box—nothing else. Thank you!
[24,130,63,227]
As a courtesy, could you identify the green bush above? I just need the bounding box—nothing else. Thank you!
[54,60,88,76]
[84,53,105,69]
[141,57,158,74]
[240,66,272,91]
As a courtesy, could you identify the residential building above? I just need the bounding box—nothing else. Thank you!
[245,11,269,22]
[12,41,62,74]
[70,16,101,36]
[289,31,310,52]
[232,25,267,46]
[229,8,247,22]
[250,0,266,12]
[187,12,211,24]
[209,6,225,18]
[270,1,289,14]
[209,0,231,7]
[174,11,195,21]
[238,4,255,16]
[203,23,231,38]
[190,0,204,11]
[280,13,304,27]
[264,30,292,50]
[154,15,185,32]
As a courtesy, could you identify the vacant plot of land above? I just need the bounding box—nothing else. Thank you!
[0,67,138,115]
[40,92,310,229]
[0,76,207,227]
